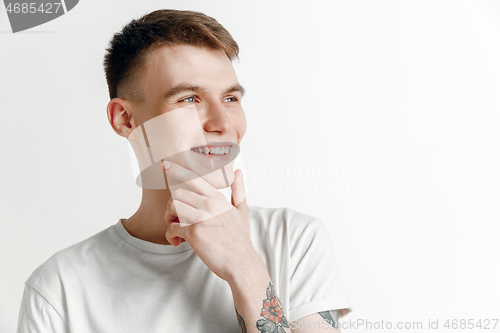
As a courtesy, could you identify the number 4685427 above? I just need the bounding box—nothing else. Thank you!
[444,319,499,330]
[5,3,62,14]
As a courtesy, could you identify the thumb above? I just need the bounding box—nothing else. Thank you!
[231,169,248,214]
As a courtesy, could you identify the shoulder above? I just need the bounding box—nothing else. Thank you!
[248,205,325,245]
[26,225,117,298]
[248,204,323,230]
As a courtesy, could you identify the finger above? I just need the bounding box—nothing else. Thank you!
[173,199,207,225]
[231,169,248,215]
[166,228,182,247]
[162,160,216,197]
[164,198,184,246]
[170,185,206,210]
[164,198,178,222]
[165,221,188,246]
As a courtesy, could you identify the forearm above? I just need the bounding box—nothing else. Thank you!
[228,258,292,333]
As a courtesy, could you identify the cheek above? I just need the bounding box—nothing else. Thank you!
[234,110,247,141]
[133,101,158,126]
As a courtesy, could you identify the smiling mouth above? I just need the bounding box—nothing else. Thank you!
[190,143,232,155]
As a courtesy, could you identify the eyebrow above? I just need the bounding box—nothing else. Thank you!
[164,83,245,99]
[224,84,245,97]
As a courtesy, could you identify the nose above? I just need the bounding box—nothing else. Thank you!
[202,100,232,134]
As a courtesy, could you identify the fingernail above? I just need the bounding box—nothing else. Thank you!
[162,160,171,169]
[240,172,244,181]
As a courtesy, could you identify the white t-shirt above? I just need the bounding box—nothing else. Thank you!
[17,205,352,332]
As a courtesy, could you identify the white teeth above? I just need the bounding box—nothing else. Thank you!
[193,146,231,155]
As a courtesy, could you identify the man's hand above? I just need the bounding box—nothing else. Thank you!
[161,160,294,333]
[162,160,262,283]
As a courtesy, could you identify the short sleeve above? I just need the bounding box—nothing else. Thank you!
[17,283,69,333]
[288,219,352,322]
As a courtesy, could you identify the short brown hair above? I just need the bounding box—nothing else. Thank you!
[103,9,239,102]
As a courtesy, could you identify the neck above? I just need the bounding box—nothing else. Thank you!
[122,188,183,245]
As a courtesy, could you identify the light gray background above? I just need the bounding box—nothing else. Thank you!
[1,1,499,332]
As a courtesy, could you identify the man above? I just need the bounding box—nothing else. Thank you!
[17,9,351,333]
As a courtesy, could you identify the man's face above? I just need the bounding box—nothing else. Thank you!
[129,44,247,189]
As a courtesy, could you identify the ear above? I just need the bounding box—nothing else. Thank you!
[106,98,137,138]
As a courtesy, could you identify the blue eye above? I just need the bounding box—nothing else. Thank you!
[223,96,239,102]
[182,96,196,103]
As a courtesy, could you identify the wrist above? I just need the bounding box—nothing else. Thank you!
[227,251,269,291]
[228,261,271,318]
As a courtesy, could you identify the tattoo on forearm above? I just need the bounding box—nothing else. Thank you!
[236,308,247,333]
[319,310,338,329]
[256,282,289,333]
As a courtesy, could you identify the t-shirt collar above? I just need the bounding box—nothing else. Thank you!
[114,219,192,254]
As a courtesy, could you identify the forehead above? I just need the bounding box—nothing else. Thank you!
[141,44,238,97]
